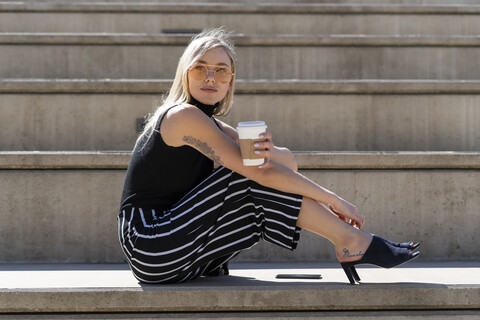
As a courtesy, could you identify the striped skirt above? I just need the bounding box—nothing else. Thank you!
[117,166,303,283]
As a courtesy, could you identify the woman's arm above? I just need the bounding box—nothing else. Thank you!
[161,105,363,227]
[215,119,298,171]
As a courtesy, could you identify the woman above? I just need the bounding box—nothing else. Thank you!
[118,28,419,285]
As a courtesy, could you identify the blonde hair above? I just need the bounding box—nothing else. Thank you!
[139,28,236,144]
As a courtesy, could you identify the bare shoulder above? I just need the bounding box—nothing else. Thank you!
[164,103,201,122]
[161,103,219,147]
[161,103,207,147]
[162,103,229,167]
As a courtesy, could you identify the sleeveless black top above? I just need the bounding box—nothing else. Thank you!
[120,99,219,210]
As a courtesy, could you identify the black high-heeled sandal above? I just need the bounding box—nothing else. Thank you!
[380,236,420,250]
[340,235,420,285]
[328,206,420,250]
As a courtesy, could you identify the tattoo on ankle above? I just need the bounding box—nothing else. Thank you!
[343,248,364,259]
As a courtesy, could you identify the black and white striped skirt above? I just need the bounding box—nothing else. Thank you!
[118,166,303,283]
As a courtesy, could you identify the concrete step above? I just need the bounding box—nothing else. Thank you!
[2,2,480,35]
[2,33,480,79]
[8,0,480,4]
[2,312,480,320]
[0,151,479,263]
[1,79,479,151]
[0,262,479,318]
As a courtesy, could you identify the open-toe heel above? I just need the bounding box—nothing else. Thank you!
[379,236,420,250]
[339,235,420,285]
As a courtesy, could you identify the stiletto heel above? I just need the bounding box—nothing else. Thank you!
[350,265,361,282]
[341,264,355,285]
[339,235,420,285]
[340,264,361,284]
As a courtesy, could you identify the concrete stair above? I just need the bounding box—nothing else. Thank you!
[2,33,480,79]
[1,262,480,319]
[2,2,480,35]
[1,0,480,318]
[1,79,480,151]
[1,151,479,263]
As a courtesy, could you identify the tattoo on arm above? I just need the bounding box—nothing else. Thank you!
[182,136,224,167]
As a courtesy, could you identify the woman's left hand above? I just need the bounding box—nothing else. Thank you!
[329,199,365,230]
[237,131,296,171]
[253,132,274,168]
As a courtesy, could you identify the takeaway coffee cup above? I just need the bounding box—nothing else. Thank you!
[236,121,267,166]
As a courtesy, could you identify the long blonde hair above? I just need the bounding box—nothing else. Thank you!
[139,28,236,144]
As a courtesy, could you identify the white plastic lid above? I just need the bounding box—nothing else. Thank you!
[237,121,266,127]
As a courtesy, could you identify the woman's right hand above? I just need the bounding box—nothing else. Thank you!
[329,198,365,229]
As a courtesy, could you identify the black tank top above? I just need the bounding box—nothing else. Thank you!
[120,99,219,210]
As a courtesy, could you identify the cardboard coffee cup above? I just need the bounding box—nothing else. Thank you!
[237,121,267,166]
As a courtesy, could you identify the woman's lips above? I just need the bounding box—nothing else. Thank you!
[201,87,217,93]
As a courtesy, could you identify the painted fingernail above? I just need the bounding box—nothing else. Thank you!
[254,150,260,155]
[259,134,264,139]
[254,143,260,147]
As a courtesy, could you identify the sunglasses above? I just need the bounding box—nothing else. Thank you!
[188,64,234,84]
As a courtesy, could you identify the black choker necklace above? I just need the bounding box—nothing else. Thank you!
[189,97,219,118]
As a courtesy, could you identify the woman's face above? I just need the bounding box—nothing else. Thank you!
[188,47,233,106]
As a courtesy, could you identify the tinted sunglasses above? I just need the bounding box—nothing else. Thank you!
[188,64,234,84]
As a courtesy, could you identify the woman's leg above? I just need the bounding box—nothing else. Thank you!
[119,167,304,284]
[296,197,373,263]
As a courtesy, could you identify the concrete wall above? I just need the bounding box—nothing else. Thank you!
[1,153,479,263]
[2,92,479,151]
[1,0,479,267]
[8,0,480,3]
[2,39,480,79]
[3,11,480,35]
[243,169,480,262]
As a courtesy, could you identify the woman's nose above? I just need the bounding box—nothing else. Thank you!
[205,69,215,82]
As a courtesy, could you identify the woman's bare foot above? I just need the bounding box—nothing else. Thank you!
[335,231,373,263]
